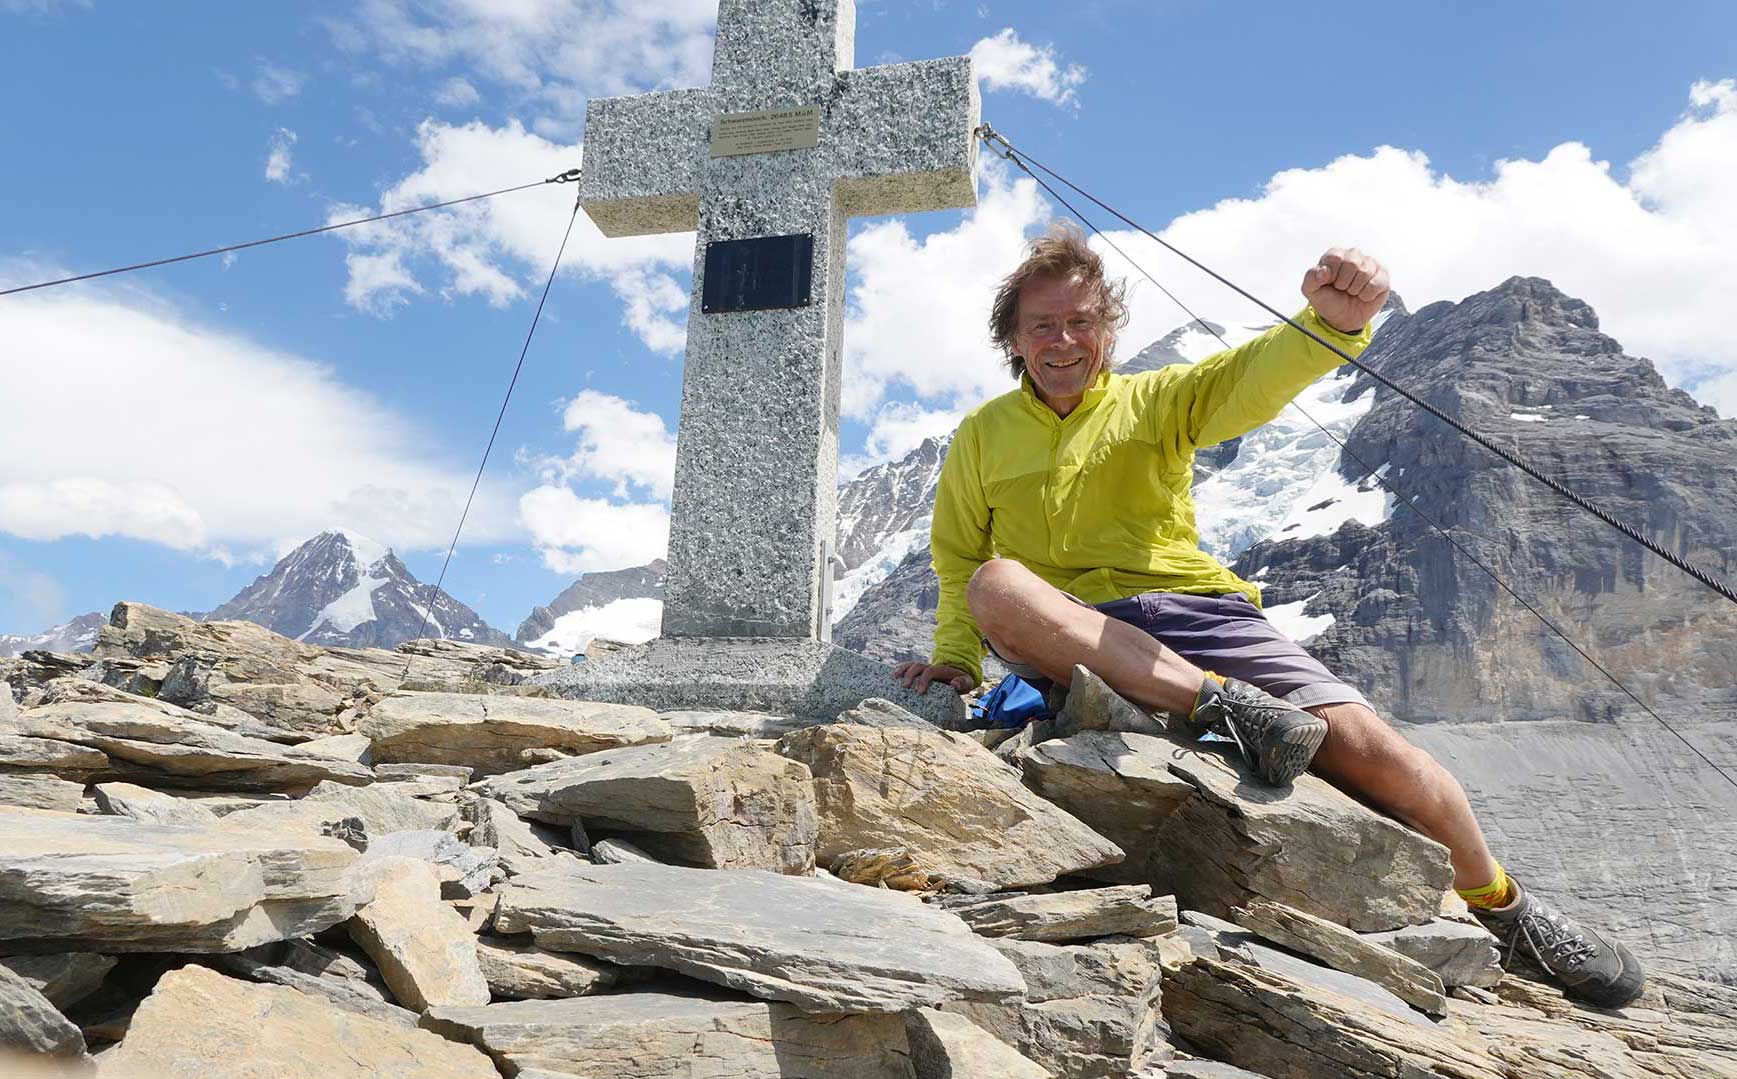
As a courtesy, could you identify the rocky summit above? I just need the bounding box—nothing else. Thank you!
[3,603,1734,1077]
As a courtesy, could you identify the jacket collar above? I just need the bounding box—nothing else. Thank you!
[1019,368,1113,421]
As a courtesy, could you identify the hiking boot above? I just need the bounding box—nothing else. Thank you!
[1474,879,1646,1008]
[1184,677,1328,786]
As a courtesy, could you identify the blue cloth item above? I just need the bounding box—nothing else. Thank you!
[971,674,1053,729]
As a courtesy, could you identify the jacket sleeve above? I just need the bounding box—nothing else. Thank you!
[929,418,992,686]
[1151,306,1373,459]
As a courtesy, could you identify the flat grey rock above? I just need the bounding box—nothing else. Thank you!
[360,690,669,777]
[474,737,818,873]
[906,1008,1048,1079]
[93,781,222,827]
[221,779,460,838]
[1153,745,1453,932]
[1053,666,1168,740]
[0,773,83,812]
[474,937,624,1000]
[0,805,366,952]
[425,987,918,1078]
[1232,898,1447,1014]
[944,934,1170,1079]
[777,724,1122,889]
[211,948,417,1029]
[0,962,85,1058]
[493,862,1025,1012]
[0,732,108,773]
[945,885,1179,943]
[12,698,373,792]
[1363,919,1504,989]
[1017,731,1197,886]
[364,830,497,898]
[348,857,489,1012]
[1181,911,1433,1028]
[538,637,967,729]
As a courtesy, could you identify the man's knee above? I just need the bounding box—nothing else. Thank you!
[1310,701,1444,794]
[966,558,1034,628]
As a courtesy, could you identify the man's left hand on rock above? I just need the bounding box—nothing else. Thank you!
[1301,246,1390,333]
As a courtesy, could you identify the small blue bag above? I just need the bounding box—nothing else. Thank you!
[971,674,1054,729]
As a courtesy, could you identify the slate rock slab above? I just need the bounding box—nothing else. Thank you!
[0,806,366,952]
[1232,898,1447,1014]
[1162,956,1505,1079]
[1151,745,1453,932]
[944,934,1169,1079]
[425,987,919,1078]
[475,937,624,1000]
[1053,666,1168,740]
[777,724,1122,889]
[13,699,373,792]
[96,964,497,1078]
[0,774,83,812]
[360,690,670,776]
[942,885,1179,943]
[93,781,222,827]
[1017,731,1197,886]
[0,962,85,1059]
[221,779,460,838]
[1363,919,1504,989]
[905,1008,1049,1079]
[348,857,489,1011]
[475,737,818,873]
[493,863,1026,1012]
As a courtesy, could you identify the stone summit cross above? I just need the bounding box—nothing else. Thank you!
[549,0,978,725]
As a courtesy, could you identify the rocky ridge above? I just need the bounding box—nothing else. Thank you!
[4,604,1733,1076]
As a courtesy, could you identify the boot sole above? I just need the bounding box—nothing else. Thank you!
[1239,711,1329,786]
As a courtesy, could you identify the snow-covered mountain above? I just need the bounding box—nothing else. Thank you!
[0,611,106,658]
[514,561,668,657]
[206,530,513,650]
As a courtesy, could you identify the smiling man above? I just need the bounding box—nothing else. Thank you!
[892,222,1646,1009]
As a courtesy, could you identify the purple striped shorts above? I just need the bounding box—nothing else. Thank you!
[990,590,1371,712]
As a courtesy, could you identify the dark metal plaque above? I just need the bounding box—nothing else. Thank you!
[700,234,814,314]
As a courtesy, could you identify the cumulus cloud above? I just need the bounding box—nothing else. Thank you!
[1091,78,1737,417]
[264,127,297,183]
[969,29,1087,106]
[330,119,693,351]
[252,61,304,104]
[518,485,669,575]
[326,0,715,134]
[0,284,517,559]
[527,390,677,499]
[434,75,481,108]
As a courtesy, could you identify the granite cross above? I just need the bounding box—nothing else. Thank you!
[576,0,978,643]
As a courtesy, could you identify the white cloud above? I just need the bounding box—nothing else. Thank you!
[252,61,305,104]
[842,159,1050,420]
[0,553,67,630]
[0,284,518,559]
[518,485,669,575]
[330,119,694,352]
[327,0,716,133]
[527,390,677,499]
[264,127,297,184]
[969,28,1086,106]
[1091,78,1737,418]
[434,76,481,108]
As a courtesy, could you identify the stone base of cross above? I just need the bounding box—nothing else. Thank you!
[542,0,976,726]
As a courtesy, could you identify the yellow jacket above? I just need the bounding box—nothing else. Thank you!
[929,308,1373,684]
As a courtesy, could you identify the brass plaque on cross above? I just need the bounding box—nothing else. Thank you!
[710,105,821,157]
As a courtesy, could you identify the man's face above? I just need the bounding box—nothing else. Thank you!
[1012,273,1110,417]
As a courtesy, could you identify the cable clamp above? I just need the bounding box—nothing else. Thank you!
[546,167,583,184]
[973,122,1016,162]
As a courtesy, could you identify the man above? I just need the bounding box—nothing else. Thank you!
[893,223,1645,1008]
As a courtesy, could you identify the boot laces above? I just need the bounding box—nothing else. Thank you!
[1504,901,1597,973]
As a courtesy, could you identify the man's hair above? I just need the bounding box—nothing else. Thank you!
[988,220,1130,379]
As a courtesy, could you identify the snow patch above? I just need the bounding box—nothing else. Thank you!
[1510,412,1548,423]
[1192,368,1387,559]
[1263,593,1336,644]
[528,598,663,657]
[303,575,389,637]
[331,528,389,569]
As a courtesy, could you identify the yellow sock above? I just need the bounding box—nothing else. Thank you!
[1188,672,1227,721]
[1456,863,1516,910]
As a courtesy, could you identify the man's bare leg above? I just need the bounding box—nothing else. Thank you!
[969,558,1502,892]
[967,558,1203,713]
[1307,702,1500,890]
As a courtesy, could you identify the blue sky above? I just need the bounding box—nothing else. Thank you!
[3,0,1734,638]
